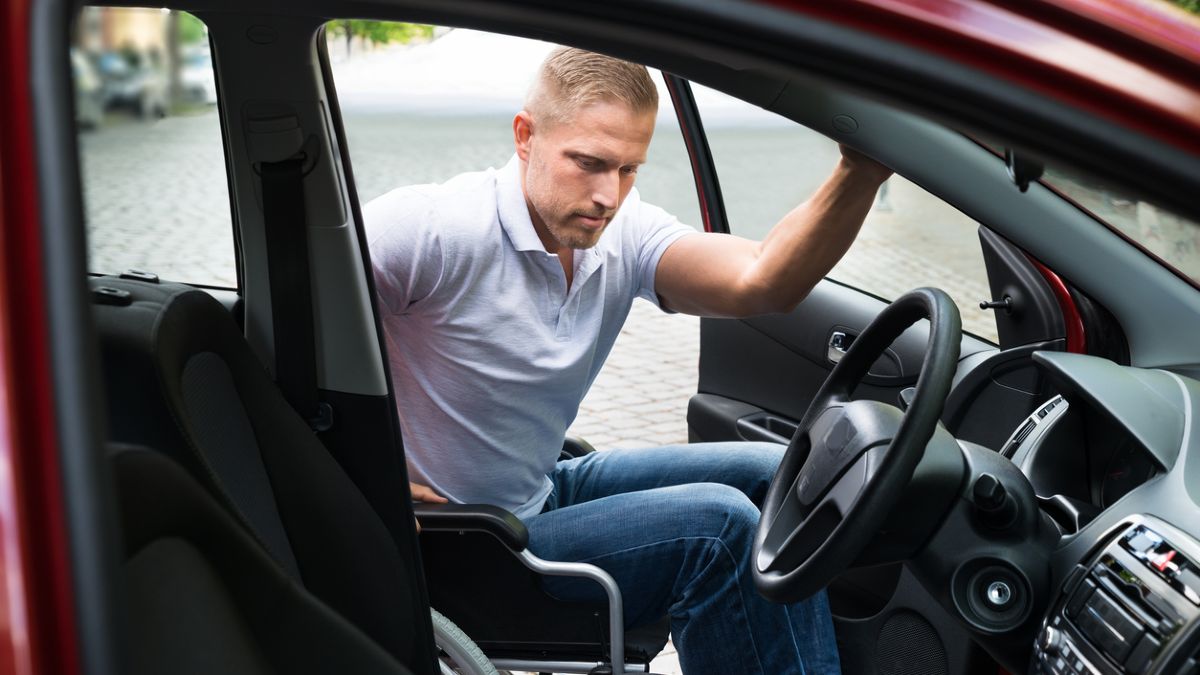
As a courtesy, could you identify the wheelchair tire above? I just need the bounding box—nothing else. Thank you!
[432,607,499,675]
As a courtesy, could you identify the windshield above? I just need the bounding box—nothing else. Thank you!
[1041,167,1200,286]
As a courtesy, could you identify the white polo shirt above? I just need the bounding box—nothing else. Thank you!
[365,156,697,519]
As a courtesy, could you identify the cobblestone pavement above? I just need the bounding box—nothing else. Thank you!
[77,42,1006,675]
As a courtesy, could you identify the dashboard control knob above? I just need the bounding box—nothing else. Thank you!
[974,474,1006,509]
[973,473,1018,529]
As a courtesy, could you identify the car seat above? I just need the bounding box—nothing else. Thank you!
[92,277,439,672]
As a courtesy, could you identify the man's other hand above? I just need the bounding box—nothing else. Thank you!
[411,482,448,503]
[411,481,447,533]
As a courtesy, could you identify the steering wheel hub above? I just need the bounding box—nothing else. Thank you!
[796,403,901,506]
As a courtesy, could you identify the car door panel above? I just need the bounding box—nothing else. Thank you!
[689,279,994,444]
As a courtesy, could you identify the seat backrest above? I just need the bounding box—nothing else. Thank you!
[92,277,430,670]
[111,443,412,675]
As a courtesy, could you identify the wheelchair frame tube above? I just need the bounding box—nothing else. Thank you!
[489,550,634,674]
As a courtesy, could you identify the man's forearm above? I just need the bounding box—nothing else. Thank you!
[653,150,890,318]
[746,156,889,312]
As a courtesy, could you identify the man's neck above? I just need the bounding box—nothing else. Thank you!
[525,199,575,289]
[557,248,575,289]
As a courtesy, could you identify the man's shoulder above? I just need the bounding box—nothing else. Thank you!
[364,168,502,240]
[607,188,691,249]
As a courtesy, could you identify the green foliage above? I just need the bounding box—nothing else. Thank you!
[330,21,435,46]
[178,12,208,45]
[1170,0,1200,12]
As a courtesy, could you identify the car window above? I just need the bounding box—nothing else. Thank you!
[691,84,1000,344]
[73,6,236,288]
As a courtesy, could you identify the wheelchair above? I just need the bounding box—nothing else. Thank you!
[416,436,672,675]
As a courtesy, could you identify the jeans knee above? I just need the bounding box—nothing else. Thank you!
[700,442,783,506]
[693,483,760,543]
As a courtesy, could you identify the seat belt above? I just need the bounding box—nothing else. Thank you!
[259,156,333,432]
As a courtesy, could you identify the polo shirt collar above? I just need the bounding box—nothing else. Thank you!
[496,155,550,253]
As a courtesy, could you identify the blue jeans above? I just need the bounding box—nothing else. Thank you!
[522,442,841,675]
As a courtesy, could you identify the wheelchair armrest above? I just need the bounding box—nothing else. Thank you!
[561,435,596,459]
[413,502,529,551]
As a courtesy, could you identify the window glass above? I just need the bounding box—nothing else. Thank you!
[694,84,999,343]
[74,7,235,288]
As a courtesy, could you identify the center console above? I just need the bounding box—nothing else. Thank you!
[1034,517,1200,674]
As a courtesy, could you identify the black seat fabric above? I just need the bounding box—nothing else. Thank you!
[92,277,432,671]
[112,444,411,675]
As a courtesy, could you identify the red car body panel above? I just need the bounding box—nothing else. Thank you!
[0,0,1198,673]
[764,0,1200,155]
[0,1,82,674]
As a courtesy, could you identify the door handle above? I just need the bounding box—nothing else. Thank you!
[827,330,855,363]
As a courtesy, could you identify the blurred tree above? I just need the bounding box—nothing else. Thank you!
[168,11,208,111]
[329,20,435,56]
[178,12,208,44]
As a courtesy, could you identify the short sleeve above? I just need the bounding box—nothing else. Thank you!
[631,195,701,308]
[364,187,446,315]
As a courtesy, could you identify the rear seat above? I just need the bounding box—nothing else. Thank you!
[91,276,435,672]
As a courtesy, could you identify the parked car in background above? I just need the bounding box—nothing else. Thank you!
[180,47,217,105]
[92,49,168,118]
[70,48,103,129]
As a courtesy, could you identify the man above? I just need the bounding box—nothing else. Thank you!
[366,47,891,674]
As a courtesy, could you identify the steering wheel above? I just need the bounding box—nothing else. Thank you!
[753,288,961,603]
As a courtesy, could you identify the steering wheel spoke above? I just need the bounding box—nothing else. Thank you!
[757,446,879,575]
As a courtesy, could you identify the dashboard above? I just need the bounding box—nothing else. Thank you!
[907,349,1200,675]
[1012,353,1200,673]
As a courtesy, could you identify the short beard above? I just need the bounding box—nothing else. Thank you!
[548,219,605,250]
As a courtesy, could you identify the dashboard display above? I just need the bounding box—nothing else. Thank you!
[1100,440,1158,508]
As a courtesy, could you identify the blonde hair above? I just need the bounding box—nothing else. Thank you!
[525,47,658,126]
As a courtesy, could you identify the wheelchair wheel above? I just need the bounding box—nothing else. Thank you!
[432,607,499,675]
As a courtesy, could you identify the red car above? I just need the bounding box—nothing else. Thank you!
[2,1,1199,674]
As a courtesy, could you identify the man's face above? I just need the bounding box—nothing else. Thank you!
[516,100,655,251]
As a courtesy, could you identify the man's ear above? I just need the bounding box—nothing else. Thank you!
[514,110,534,161]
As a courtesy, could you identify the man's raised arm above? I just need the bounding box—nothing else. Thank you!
[654,146,892,318]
